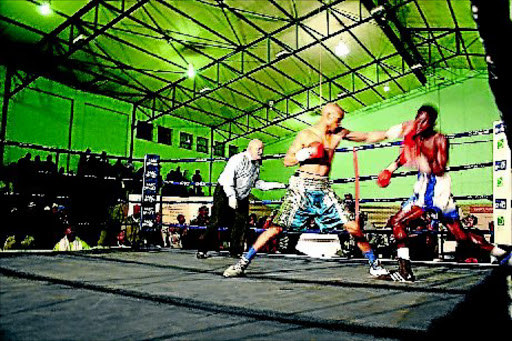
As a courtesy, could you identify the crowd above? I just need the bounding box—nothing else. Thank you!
[0,149,493,265]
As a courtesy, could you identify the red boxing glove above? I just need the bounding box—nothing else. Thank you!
[377,169,392,188]
[309,141,325,159]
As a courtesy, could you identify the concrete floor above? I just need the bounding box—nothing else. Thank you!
[1,249,511,341]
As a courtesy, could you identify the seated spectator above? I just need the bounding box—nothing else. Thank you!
[53,227,91,251]
[248,213,258,228]
[191,206,210,226]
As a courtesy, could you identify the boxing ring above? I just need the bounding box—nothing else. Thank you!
[129,126,504,260]
[1,126,511,340]
[0,250,510,340]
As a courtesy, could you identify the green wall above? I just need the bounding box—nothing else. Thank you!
[0,65,247,184]
[1,66,499,203]
[258,72,499,202]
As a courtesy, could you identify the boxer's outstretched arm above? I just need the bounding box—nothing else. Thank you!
[343,130,388,143]
[343,122,408,143]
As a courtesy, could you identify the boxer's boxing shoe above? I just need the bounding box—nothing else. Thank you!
[196,251,211,259]
[223,257,250,277]
[391,258,415,282]
[498,251,512,266]
[369,259,391,279]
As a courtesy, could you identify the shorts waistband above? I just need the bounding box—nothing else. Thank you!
[290,173,331,190]
[293,170,329,179]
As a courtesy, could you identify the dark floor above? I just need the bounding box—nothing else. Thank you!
[1,249,511,341]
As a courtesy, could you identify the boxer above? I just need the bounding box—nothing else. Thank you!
[223,103,398,278]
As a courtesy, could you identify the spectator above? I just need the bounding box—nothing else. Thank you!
[191,205,210,227]
[248,213,258,228]
[192,170,204,196]
[53,227,91,251]
[169,214,185,249]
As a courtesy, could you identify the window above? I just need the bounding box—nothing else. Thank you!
[228,145,239,157]
[136,121,153,141]
[180,132,193,150]
[157,126,172,145]
[213,141,225,157]
[197,137,208,154]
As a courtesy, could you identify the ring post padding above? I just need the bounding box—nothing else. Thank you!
[493,121,512,245]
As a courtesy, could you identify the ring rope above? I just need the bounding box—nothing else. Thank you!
[163,223,493,238]
[157,161,492,187]
[128,194,492,206]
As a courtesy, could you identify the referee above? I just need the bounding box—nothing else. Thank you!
[196,139,285,258]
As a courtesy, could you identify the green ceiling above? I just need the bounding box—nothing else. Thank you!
[0,0,487,143]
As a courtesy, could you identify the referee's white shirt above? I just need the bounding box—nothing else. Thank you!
[218,151,267,200]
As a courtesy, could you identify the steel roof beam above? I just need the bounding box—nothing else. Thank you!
[96,0,307,131]
[220,33,475,143]
[361,0,426,85]
[150,0,329,115]
[410,0,449,69]
[10,0,149,97]
[137,0,349,108]
[154,0,416,127]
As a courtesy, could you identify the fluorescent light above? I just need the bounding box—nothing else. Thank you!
[199,87,212,93]
[334,41,350,57]
[39,2,52,15]
[276,50,290,58]
[411,63,423,70]
[370,5,385,16]
[73,34,86,44]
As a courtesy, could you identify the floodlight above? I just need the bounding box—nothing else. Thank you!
[187,64,195,78]
[39,2,52,15]
[335,41,350,57]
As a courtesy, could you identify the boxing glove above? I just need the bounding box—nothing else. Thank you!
[377,169,392,188]
[296,142,324,162]
[309,141,324,159]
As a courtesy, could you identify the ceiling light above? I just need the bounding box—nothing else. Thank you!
[187,64,195,78]
[383,84,390,92]
[411,63,423,70]
[334,41,350,57]
[199,87,212,93]
[276,50,290,58]
[370,5,385,16]
[39,2,52,15]
[72,34,86,44]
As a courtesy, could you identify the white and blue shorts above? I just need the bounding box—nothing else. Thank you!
[402,172,459,220]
